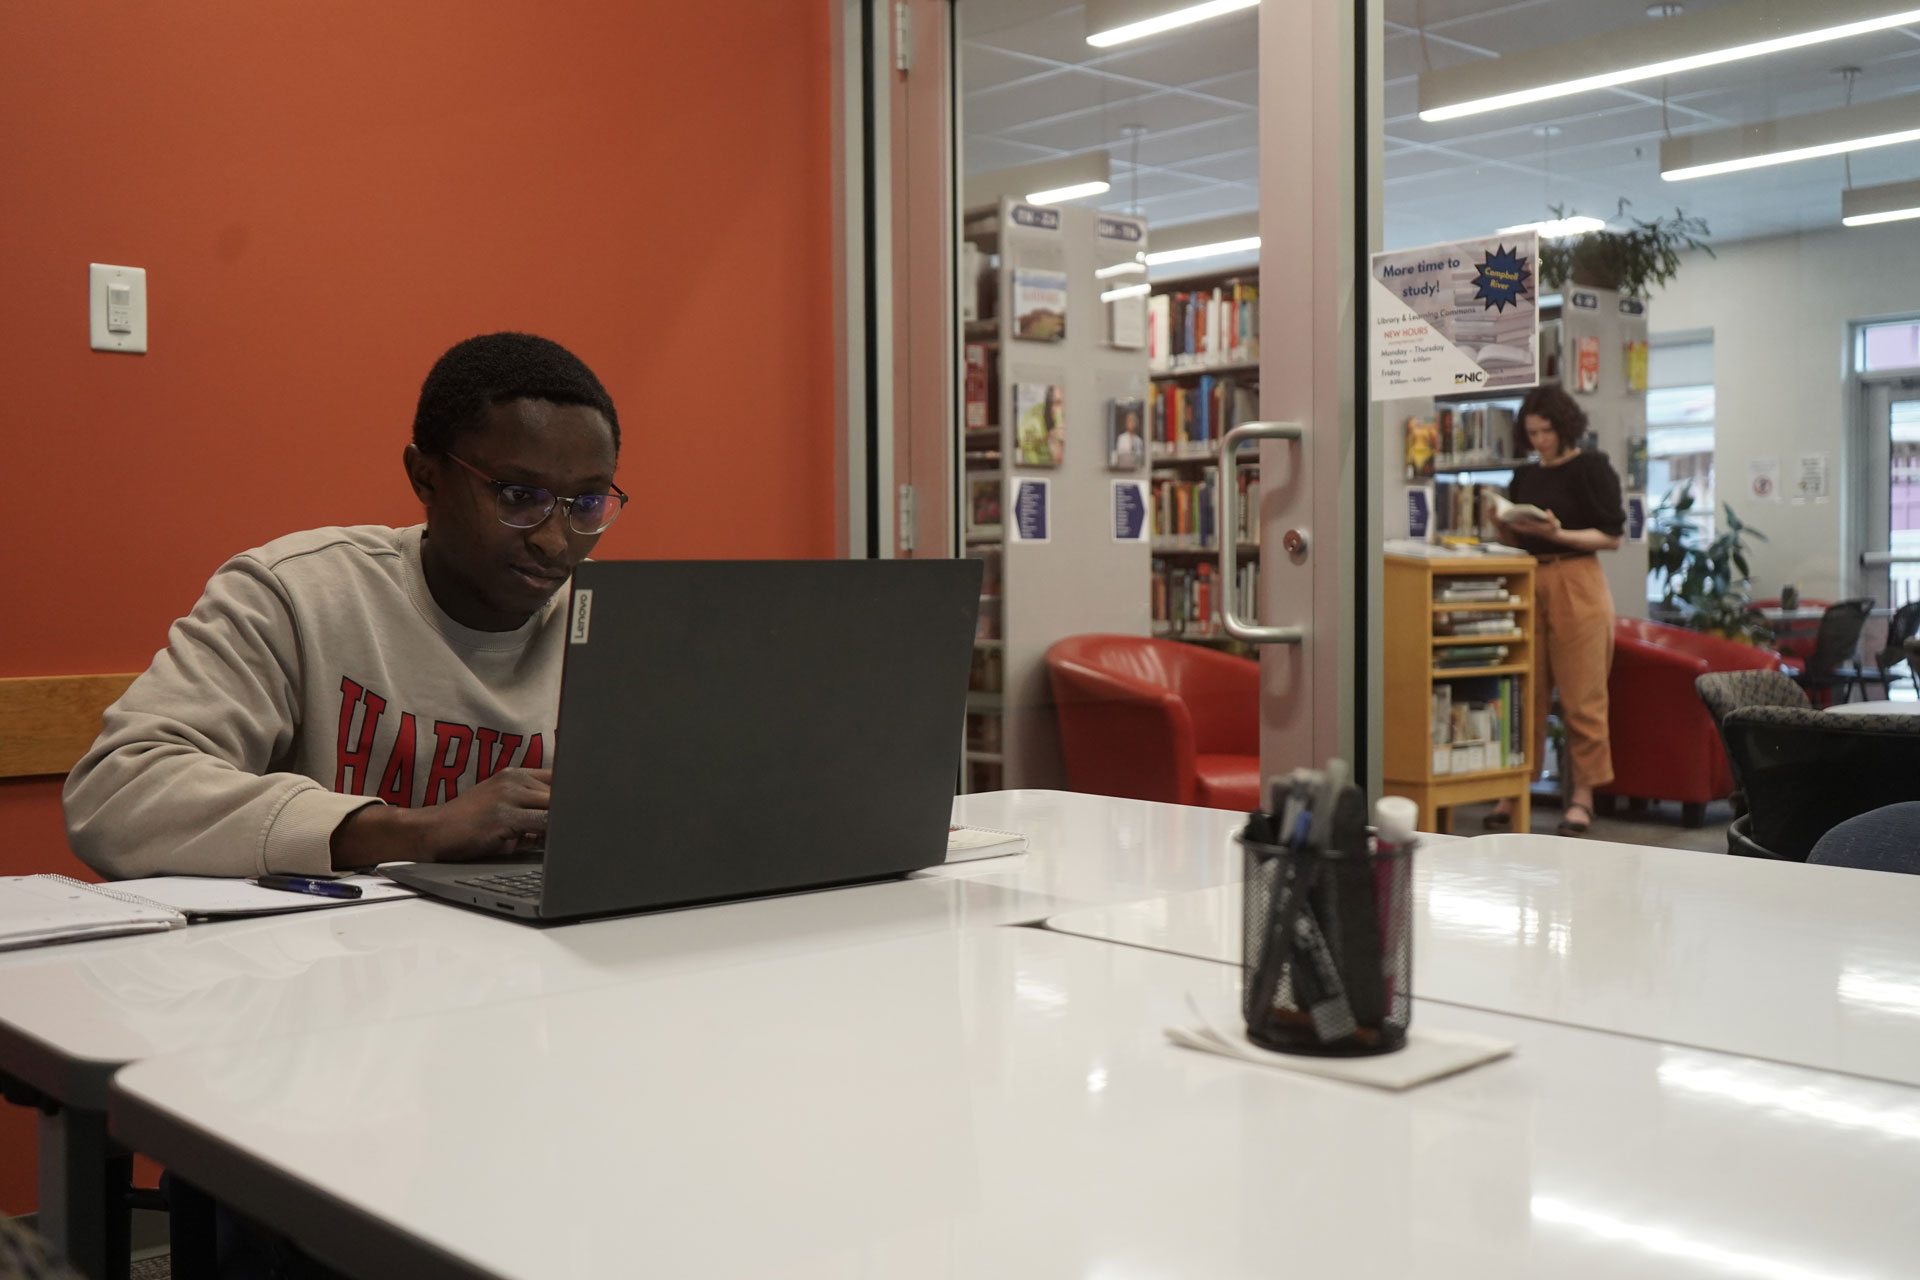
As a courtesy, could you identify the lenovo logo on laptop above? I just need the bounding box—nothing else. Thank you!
[569,589,594,645]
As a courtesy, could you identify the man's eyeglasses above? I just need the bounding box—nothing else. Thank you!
[444,453,629,535]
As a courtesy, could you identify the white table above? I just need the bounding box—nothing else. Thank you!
[939,789,1247,905]
[1827,699,1916,716]
[110,926,1920,1280]
[0,873,1066,1278]
[1044,831,1920,1087]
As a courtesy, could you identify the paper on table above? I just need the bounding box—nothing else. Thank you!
[0,876,186,951]
[946,824,1028,863]
[107,874,415,919]
[1167,992,1513,1090]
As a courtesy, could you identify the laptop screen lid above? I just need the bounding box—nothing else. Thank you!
[538,558,982,920]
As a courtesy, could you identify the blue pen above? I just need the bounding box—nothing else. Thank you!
[255,874,362,900]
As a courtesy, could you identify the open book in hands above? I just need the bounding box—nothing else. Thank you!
[1485,492,1552,527]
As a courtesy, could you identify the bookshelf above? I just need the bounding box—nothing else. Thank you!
[958,198,1152,792]
[1145,266,1261,651]
[1383,552,1537,833]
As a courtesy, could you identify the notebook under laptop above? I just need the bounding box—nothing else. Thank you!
[383,558,982,922]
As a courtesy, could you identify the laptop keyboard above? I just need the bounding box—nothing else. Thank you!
[455,870,545,901]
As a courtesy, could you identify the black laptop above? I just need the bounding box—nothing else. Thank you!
[384,558,982,921]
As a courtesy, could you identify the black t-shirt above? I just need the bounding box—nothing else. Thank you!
[1505,450,1626,557]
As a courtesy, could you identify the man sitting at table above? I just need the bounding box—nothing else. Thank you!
[65,332,626,879]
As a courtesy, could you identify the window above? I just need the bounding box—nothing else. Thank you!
[1646,337,1716,604]
[1861,321,1920,374]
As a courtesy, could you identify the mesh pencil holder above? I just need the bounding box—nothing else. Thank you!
[1239,825,1413,1056]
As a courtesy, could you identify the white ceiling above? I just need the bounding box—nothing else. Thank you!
[960,0,1920,250]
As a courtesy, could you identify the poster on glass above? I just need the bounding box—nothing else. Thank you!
[1370,231,1539,400]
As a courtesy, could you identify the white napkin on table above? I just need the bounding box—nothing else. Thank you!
[1167,992,1513,1090]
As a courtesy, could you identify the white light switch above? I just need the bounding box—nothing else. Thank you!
[89,263,147,353]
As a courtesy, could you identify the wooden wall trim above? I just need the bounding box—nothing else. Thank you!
[0,674,138,778]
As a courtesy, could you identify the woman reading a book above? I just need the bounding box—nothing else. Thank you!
[1487,385,1625,837]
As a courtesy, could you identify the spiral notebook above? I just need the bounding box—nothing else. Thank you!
[0,875,188,951]
[946,824,1028,863]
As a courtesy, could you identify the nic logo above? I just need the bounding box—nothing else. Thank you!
[1453,370,1486,385]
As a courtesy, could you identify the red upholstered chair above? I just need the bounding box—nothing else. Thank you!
[1045,634,1260,811]
[1605,618,1784,825]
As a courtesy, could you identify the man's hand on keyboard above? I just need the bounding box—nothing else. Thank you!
[330,768,551,868]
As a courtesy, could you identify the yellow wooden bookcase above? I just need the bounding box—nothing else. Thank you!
[1383,553,1537,834]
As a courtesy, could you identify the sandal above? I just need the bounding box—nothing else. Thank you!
[1482,808,1514,831]
[1557,803,1593,837]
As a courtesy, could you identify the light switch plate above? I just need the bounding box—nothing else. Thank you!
[89,263,147,353]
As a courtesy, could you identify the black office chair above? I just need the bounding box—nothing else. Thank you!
[1810,801,1920,875]
[1694,670,1811,818]
[1789,598,1874,706]
[1719,704,1920,860]
[1844,600,1920,698]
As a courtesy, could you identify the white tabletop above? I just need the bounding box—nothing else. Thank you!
[112,926,1920,1280]
[1045,832,1920,1087]
[1827,699,1915,716]
[0,873,1067,1109]
[939,789,1247,906]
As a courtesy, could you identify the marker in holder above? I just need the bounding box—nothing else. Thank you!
[1239,773,1415,1057]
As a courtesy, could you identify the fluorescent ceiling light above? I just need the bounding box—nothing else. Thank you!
[1499,215,1607,237]
[1094,260,1148,278]
[965,152,1110,211]
[1842,176,1920,225]
[1100,283,1152,302]
[1026,180,1111,205]
[1418,0,1920,123]
[1661,93,1920,180]
[1086,0,1258,48]
[1142,212,1261,268]
[1144,236,1260,266]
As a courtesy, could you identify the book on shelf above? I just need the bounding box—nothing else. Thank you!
[1434,644,1511,669]
[1108,291,1147,349]
[968,545,1002,597]
[964,344,993,429]
[1405,416,1439,478]
[1429,676,1523,775]
[1108,397,1147,471]
[1148,467,1257,547]
[1435,612,1523,637]
[1435,576,1511,602]
[1429,405,1516,470]
[1012,268,1067,342]
[1147,375,1259,454]
[966,710,1003,753]
[1147,280,1259,368]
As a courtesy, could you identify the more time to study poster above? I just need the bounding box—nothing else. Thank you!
[1370,232,1539,400]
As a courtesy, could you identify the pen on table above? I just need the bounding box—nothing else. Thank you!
[254,874,362,900]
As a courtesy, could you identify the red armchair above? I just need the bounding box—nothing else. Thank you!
[1045,634,1259,811]
[1605,618,1783,824]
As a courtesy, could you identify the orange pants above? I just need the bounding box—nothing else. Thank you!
[1531,555,1615,791]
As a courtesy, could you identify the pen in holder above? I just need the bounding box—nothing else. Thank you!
[1239,773,1415,1057]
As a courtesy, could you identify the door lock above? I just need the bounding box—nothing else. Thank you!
[1282,529,1308,558]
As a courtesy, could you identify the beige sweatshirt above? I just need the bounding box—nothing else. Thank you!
[65,525,566,879]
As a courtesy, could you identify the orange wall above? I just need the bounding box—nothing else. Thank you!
[0,0,837,1213]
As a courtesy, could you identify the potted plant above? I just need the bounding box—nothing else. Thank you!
[1646,482,1773,645]
[1537,200,1714,296]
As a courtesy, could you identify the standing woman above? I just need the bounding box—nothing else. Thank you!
[1488,385,1625,836]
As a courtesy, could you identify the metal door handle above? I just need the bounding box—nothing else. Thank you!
[1220,420,1304,645]
[1860,551,1920,567]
